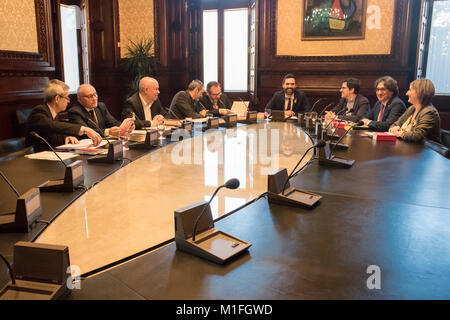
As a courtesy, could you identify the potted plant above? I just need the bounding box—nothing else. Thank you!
[120,37,157,97]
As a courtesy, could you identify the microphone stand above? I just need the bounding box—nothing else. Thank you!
[30,132,84,192]
[318,122,361,168]
[174,179,252,264]
[86,118,123,164]
[0,169,42,233]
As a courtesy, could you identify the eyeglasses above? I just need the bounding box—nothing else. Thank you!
[82,93,98,99]
[58,95,70,101]
[340,86,348,90]
[376,88,387,92]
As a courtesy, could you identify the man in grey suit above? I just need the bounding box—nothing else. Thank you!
[168,80,207,119]
[121,77,165,129]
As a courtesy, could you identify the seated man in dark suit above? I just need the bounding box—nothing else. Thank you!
[26,79,102,152]
[362,76,406,132]
[325,78,370,123]
[168,80,207,119]
[265,73,310,117]
[69,84,125,137]
[121,77,165,129]
[198,81,233,116]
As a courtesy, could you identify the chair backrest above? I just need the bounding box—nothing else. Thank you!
[15,108,33,137]
[441,129,450,149]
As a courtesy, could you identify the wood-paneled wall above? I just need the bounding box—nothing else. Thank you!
[0,0,448,141]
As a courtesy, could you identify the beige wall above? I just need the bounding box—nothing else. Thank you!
[0,0,38,52]
[277,0,395,56]
[118,0,155,58]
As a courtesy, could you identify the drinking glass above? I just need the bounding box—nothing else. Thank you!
[157,123,165,140]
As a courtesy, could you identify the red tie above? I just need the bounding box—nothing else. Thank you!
[377,104,385,121]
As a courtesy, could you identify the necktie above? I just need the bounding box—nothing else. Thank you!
[89,110,98,126]
[377,104,385,121]
[287,98,292,111]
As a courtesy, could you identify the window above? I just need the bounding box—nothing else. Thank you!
[201,1,256,95]
[417,0,450,95]
[60,5,81,93]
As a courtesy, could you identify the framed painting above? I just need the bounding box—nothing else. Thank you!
[302,0,367,41]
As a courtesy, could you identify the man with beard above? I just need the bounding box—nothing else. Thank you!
[265,74,310,117]
[361,76,406,132]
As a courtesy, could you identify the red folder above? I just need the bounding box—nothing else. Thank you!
[370,132,397,141]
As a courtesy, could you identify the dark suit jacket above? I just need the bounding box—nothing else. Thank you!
[197,92,233,116]
[168,90,203,119]
[366,96,406,132]
[69,101,120,137]
[265,90,310,113]
[331,94,370,123]
[121,93,165,129]
[26,104,82,152]
[392,105,441,143]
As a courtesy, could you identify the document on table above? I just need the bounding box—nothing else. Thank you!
[231,101,249,117]
[25,151,79,161]
[55,139,108,150]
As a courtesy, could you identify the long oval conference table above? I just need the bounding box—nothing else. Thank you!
[1,120,449,300]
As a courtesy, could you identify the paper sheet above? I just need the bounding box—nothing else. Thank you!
[25,151,79,161]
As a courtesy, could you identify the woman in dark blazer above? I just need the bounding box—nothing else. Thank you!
[389,79,441,143]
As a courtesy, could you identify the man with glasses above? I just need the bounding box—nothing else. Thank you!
[197,81,233,116]
[361,76,406,132]
[325,78,369,123]
[26,79,102,152]
[265,74,310,117]
[168,80,207,119]
[69,84,123,137]
[121,77,165,129]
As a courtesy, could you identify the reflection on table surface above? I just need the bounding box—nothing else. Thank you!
[36,122,314,275]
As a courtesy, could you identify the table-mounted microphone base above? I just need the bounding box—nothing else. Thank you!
[267,168,322,208]
[219,114,238,128]
[237,111,257,124]
[88,141,123,164]
[175,201,251,264]
[39,160,84,192]
[318,142,354,167]
[0,242,71,300]
[129,130,158,150]
[0,188,42,233]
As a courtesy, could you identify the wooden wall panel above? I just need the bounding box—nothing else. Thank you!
[0,0,55,140]
[256,0,419,116]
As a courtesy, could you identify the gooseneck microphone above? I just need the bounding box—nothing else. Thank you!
[29,132,68,168]
[0,253,16,285]
[87,118,113,144]
[310,98,325,113]
[192,178,240,242]
[317,103,334,119]
[323,107,347,132]
[329,121,363,156]
[281,140,326,195]
[0,170,20,197]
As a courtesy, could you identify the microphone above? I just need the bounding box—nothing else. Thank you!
[329,121,363,156]
[309,98,325,113]
[29,132,68,167]
[0,170,20,197]
[87,118,113,144]
[317,103,334,119]
[281,140,326,195]
[192,178,240,242]
[0,253,16,285]
[163,105,181,120]
[239,98,249,111]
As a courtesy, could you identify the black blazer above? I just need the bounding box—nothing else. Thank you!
[331,94,370,123]
[367,96,406,132]
[121,93,165,129]
[26,104,81,152]
[168,90,204,119]
[265,90,310,113]
[197,92,233,116]
[69,101,120,137]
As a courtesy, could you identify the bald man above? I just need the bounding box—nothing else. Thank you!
[69,84,122,137]
[121,77,165,129]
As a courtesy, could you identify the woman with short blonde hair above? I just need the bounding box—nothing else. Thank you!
[389,79,441,143]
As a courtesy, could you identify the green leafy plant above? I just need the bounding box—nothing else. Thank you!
[120,37,157,96]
